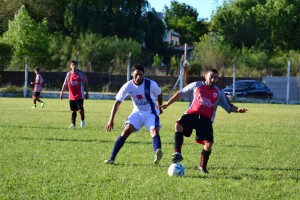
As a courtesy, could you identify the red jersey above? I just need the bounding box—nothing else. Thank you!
[180,81,232,121]
[63,70,88,100]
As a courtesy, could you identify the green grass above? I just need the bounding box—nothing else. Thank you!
[0,98,299,199]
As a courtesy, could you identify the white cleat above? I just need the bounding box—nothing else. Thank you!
[69,124,75,128]
[154,148,163,164]
[104,159,114,164]
[80,120,85,128]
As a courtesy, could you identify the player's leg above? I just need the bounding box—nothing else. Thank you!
[35,92,45,107]
[172,114,194,163]
[69,100,77,128]
[150,128,163,164]
[199,142,213,174]
[77,99,85,128]
[104,112,141,164]
[172,122,184,163]
[145,113,163,164]
[195,116,213,173]
[104,123,136,164]
[32,93,37,108]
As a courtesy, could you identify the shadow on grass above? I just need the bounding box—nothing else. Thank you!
[179,165,300,181]
[0,135,174,145]
[103,162,300,182]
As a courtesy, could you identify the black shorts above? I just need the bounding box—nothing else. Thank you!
[176,114,213,144]
[69,99,84,111]
[33,92,40,98]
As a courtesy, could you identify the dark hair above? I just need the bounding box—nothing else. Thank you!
[71,60,78,67]
[35,67,40,72]
[132,64,144,73]
[207,68,219,74]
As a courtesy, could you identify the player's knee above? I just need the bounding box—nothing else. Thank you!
[204,142,213,151]
[175,123,183,132]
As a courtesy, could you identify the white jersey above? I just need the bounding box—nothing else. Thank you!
[115,78,161,115]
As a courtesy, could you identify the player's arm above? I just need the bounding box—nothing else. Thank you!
[84,82,89,99]
[230,104,247,113]
[83,74,89,99]
[159,91,181,110]
[157,93,163,114]
[60,84,67,100]
[105,100,121,132]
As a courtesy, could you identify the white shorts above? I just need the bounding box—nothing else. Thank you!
[125,111,161,132]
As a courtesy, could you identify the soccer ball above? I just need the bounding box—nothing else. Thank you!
[168,163,185,177]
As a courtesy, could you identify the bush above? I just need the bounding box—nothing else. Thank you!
[0,84,31,93]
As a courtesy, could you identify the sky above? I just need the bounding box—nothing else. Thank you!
[147,0,221,20]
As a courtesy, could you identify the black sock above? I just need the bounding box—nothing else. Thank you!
[200,149,211,169]
[71,111,77,125]
[174,132,183,154]
[79,110,85,121]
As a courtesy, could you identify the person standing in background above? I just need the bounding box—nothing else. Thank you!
[60,60,89,128]
[31,67,45,108]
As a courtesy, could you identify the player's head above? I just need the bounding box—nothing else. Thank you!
[70,60,78,71]
[205,68,219,87]
[35,67,40,74]
[131,64,144,85]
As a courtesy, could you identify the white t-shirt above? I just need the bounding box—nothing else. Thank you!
[115,78,161,115]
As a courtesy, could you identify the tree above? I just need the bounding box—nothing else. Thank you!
[191,34,234,73]
[152,54,163,67]
[0,6,50,70]
[211,0,300,53]
[64,0,149,40]
[0,0,71,35]
[164,1,209,44]
[142,10,166,53]
[73,34,142,73]
[0,42,13,71]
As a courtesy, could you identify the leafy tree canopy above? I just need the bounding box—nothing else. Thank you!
[0,5,49,70]
[164,0,209,45]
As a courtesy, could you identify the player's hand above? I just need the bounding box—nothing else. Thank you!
[157,104,169,110]
[105,121,114,132]
[158,108,163,115]
[60,93,63,100]
[85,93,89,100]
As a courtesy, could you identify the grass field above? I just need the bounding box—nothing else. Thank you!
[0,97,299,199]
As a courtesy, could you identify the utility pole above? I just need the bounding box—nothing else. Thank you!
[127,52,132,82]
[23,56,28,97]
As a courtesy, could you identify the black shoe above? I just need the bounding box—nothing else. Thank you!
[171,153,183,163]
[198,166,209,174]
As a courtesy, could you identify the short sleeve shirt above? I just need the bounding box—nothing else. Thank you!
[180,81,232,121]
[34,74,43,92]
[63,70,88,100]
[115,78,161,115]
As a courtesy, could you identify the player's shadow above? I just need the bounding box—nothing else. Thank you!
[180,165,300,181]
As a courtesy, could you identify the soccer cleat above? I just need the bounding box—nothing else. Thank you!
[80,120,85,128]
[171,152,183,163]
[41,102,45,108]
[154,148,163,164]
[69,124,75,128]
[32,105,36,109]
[104,159,114,164]
[198,166,209,174]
